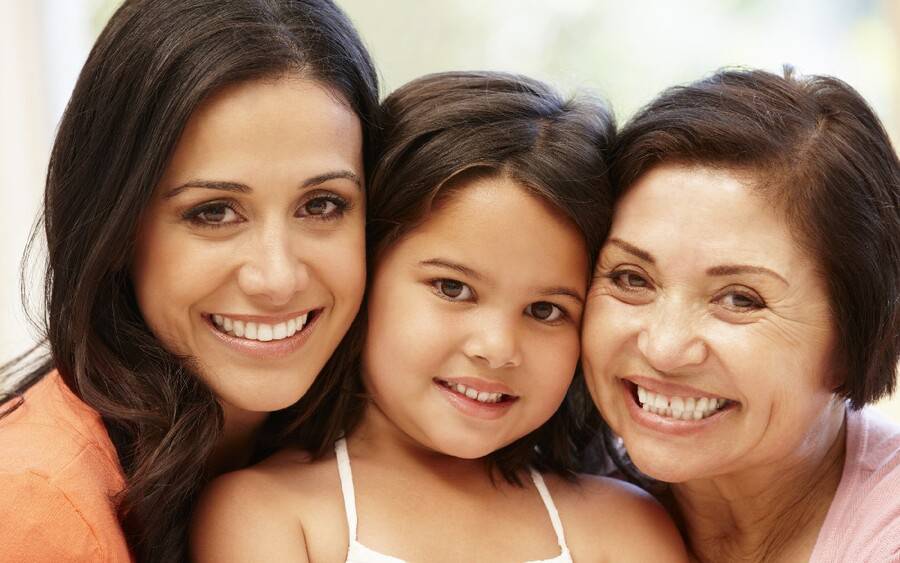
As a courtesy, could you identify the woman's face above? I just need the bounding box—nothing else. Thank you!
[362,176,588,459]
[583,164,841,483]
[132,77,365,418]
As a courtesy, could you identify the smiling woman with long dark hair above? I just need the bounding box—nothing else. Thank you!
[0,1,379,560]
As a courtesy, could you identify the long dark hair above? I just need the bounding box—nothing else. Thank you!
[0,0,379,560]
[279,71,618,484]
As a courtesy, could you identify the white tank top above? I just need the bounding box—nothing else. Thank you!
[335,437,574,563]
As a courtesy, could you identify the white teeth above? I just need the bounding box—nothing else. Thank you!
[635,384,727,421]
[441,380,505,404]
[210,312,314,342]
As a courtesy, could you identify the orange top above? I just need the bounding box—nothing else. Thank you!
[0,370,132,562]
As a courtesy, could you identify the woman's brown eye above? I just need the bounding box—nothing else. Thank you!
[305,198,333,215]
[199,205,228,222]
[625,273,648,287]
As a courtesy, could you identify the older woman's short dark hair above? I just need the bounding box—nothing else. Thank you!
[611,67,900,409]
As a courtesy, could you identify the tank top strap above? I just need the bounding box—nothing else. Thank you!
[529,468,570,552]
[335,437,359,541]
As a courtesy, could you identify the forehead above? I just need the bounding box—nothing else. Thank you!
[389,176,588,286]
[609,164,810,273]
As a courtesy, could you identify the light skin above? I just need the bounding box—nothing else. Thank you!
[192,176,687,562]
[132,76,366,472]
[583,163,847,562]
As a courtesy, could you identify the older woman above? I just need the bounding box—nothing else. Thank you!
[583,68,900,562]
[0,0,378,560]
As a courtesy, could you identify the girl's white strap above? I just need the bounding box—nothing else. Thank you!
[529,468,569,551]
[335,437,358,540]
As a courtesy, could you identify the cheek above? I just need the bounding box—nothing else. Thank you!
[132,225,225,348]
[363,279,448,389]
[581,297,634,376]
[524,330,580,406]
[308,228,367,305]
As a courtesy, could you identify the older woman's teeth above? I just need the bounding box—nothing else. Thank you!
[211,313,309,342]
[636,385,726,420]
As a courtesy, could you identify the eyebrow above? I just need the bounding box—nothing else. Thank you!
[607,238,789,286]
[707,264,789,285]
[164,169,361,199]
[419,258,484,281]
[608,238,655,263]
[419,259,584,304]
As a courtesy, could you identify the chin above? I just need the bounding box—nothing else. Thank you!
[428,433,503,460]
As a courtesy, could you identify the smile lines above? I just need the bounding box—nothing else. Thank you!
[210,311,317,342]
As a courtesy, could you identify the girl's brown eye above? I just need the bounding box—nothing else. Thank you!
[438,279,465,299]
[431,279,474,302]
[527,301,564,322]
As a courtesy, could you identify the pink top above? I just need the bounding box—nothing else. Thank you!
[0,371,132,562]
[810,407,900,562]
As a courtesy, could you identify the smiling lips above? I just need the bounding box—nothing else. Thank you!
[210,310,317,342]
[434,378,514,404]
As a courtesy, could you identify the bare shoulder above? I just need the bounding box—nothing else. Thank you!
[190,448,340,563]
[545,473,688,563]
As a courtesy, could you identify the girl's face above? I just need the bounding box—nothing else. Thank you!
[582,164,839,484]
[362,176,588,459]
[132,77,366,420]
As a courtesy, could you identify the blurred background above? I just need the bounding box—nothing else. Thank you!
[2,0,899,420]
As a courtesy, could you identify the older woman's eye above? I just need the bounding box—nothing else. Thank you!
[526,301,566,323]
[431,279,474,301]
[183,202,242,228]
[607,269,652,291]
[717,290,765,311]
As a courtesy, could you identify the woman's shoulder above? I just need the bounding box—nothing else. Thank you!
[0,370,131,561]
[0,370,122,478]
[544,473,688,562]
[811,408,900,561]
[191,446,345,562]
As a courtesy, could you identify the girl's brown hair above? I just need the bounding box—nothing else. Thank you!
[283,71,619,484]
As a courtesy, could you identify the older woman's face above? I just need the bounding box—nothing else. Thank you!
[132,77,365,418]
[583,164,841,483]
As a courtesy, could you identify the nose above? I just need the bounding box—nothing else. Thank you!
[637,298,707,373]
[462,313,522,369]
[237,227,310,306]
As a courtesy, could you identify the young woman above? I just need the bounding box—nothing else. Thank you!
[0,1,379,560]
[193,71,687,562]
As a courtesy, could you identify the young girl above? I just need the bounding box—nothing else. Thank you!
[192,72,686,562]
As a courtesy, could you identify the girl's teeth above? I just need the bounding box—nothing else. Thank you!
[442,380,504,404]
[635,384,727,421]
[211,313,312,342]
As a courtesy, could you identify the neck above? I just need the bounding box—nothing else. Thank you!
[672,403,847,563]
[207,403,268,477]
